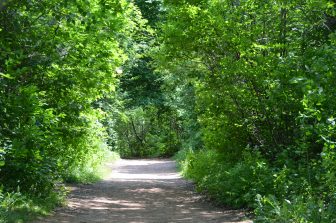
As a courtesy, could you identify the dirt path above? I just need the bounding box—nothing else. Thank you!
[35,159,252,223]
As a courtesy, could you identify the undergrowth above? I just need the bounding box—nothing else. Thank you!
[0,189,64,223]
[0,150,119,223]
[175,148,336,222]
[64,150,120,184]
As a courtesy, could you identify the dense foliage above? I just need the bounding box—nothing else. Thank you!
[1,0,336,222]
[159,0,336,222]
[111,0,182,158]
[0,0,135,221]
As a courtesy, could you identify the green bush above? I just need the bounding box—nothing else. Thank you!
[255,194,336,223]
[176,149,273,208]
[62,111,120,183]
[176,148,336,222]
[0,189,64,223]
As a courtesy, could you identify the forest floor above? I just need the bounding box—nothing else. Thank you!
[34,159,252,223]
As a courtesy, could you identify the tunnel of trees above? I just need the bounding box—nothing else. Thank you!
[1,0,336,222]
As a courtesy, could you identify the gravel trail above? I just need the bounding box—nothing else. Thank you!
[35,159,252,223]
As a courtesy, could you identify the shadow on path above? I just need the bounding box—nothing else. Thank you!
[35,159,252,223]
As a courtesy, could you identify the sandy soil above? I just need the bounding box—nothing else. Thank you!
[35,159,252,223]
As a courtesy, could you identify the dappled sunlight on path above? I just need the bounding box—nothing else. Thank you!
[35,159,251,223]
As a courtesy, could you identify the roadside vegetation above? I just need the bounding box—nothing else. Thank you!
[166,1,336,222]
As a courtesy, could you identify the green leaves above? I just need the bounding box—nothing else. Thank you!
[0,73,13,79]
[155,0,336,221]
[0,147,4,167]
[0,0,144,197]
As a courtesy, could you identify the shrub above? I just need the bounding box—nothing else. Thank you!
[0,188,64,223]
[176,148,273,208]
[255,194,336,223]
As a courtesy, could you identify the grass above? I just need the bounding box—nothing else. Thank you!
[0,190,65,223]
[0,151,120,223]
